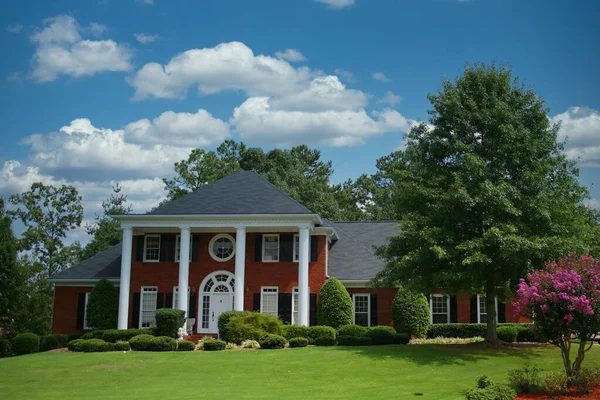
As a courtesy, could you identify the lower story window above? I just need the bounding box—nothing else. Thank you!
[83,292,93,330]
[261,287,278,316]
[292,287,299,325]
[430,295,450,324]
[352,294,370,327]
[173,286,190,310]
[477,295,498,323]
[140,286,158,328]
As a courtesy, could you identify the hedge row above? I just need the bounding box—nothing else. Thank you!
[426,323,543,342]
[67,339,130,352]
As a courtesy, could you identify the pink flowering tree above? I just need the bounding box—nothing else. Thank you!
[515,254,600,378]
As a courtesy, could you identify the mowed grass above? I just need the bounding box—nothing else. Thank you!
[1,344,600,399]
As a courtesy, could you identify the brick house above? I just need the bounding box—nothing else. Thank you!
[49,170,520,335]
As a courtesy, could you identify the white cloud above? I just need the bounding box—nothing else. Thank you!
[7,24,23,33]
[128,41,314,100]
[86,22,107,37]
[134,33,158,44]
[275,48,307,62]
[29,15,133,82]
[316,0,355,9]
[136,0,153,4]
[377,91,401,106]
[372,72,391,82]
[584,198,600,210]
[335,68,355,83]
[551,107,600,167]
[231,97,411,147]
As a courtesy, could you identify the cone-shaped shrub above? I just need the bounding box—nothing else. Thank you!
[87,279,119,330]
[392,287,430,338]
[317,277,353,329]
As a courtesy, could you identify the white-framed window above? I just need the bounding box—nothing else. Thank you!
[83,292,93,330]
[292,287,299,324]
[429,294,450,324]
[352,294,370,327]
[477,295,498,323]
[293,234,300,262]
[140,286,158,328]
[262,234,279,262]
[175,235,193,262]
[208,234,236,262]
[173,286,190,310]
[261,287,278,316]
[143,235,160,262]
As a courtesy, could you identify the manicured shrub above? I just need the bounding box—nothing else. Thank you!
[476,375,493,389]
[365,325,396,345]
[40,334,69,351]
[508,365,542,394]
[427,323,487,339]
[203,339,227,351]
[516,325,543,343]
[218,310,250,341]
[288,337,309,348]
[129,334,156,351]
[150,336,177,351]
[337,324,368,337]
[155,308,185,338]
[79,339,110,352]
[465,386,516,400]
[241,339,260,349]
[177,340,195,351]
[308,326,336,342]
[67,333,83,342]
[315,336,336,346]
[392,287,430,338]
[225,342,237,350]
[112,341,130,351]
[0,339,13,357]
[82,330,104,340]
[67,339,85,352]
[337,335,359,346]
[393,333,410,344]
[317,277,353,328]
[356,337,373,346]
[101,329,147,343]
[12,333,40,356]
[224,312,283,344]
[497,326,518,343]
[282,325,310,340]
[86,279,119,330]
[259,334,287,349]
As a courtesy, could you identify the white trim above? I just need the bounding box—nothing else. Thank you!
[292,287,299,325]
[140,286,158,329]
[429,294,450,324]
[175,234,193,262]
[208,233,236,262]
[476,295,498,324]
[83,292,93,330]
[143,234,161,262]
[173,286,190,310]
[198,270,236,334]
[260,286,279,316]
[113,213,323,226]
[352,293,371,327]
[262,234,280,262]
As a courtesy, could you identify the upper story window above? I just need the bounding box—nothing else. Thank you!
[175,235,193,262]
[209,234,235,262]
[144,235,160,262]
[430,294,450,324]
[262,234,279,262]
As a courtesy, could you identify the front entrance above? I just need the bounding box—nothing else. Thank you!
[198,271,235,334]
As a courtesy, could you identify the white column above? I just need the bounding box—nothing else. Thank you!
[234,227,246,311]
[298,227,310,326]
[178,227,191,332]
[118,227,133,330]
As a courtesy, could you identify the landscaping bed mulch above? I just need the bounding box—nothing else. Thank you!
[515,387,600,399]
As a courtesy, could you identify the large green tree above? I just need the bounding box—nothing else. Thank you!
[374,64,600,344]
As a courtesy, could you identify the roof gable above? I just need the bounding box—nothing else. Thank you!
[148,170,315,215]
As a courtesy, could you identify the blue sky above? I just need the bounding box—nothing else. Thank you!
[1,0,599,243]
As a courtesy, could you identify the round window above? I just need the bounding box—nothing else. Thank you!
[209,234,235,262]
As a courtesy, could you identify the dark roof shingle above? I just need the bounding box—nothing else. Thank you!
[50,244,122,281]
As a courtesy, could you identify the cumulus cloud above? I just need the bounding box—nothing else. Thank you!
[7,24,23,33]
[134,33,158,44]
[335,68,355,83]
[372,72,391,82]
[275,48,307,62]
[29,15,133,82]
[316,0,355,9]
[377,91,401,106]
[551,107,600,167]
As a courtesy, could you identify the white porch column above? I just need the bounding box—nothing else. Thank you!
[117,227,133,330]
[178,227,191,331]
[298,227,310,326]
[234,227,246,311]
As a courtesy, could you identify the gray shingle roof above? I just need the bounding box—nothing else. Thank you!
[328,221,400,281]
[148,170,315,215]
[50,244,122,281]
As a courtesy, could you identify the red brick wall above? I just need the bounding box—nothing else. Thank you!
[346,287,397,326]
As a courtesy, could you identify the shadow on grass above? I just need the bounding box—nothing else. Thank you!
[330,343,552,366]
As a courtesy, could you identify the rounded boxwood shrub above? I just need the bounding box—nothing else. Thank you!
[218,310,250,341]
[337,324,368,338]
[282,325,310,340]
[288,337,309,348]
[203,339,227,351]
[155,308,186,338]
[0,339,13,357]
[393,334,410,344]
[150,336,177,351]
[224,312,283,344]
[112,341,130,351]
[497,326,518,343]
[357,336,373,346]
[40,334,69,351]
[67,339,85,352]
[365,325,396,345]
[82,330,104,340]
[259,334,287,349]
[67,333,83,342]
[177,340,195,351]
[79,339,110,353]
[86,279,119,330]
[392,288,430,338]
[337,335,359,346]
[308,326,337,342]
[12,333,40,356]
[317,277,353,329]
[102,329,147,343]
[129,334,155,351]
[315,336,336,346]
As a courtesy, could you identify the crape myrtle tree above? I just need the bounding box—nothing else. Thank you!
[374,64,600,344]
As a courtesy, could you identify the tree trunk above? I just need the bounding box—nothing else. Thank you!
[485,279,498,345]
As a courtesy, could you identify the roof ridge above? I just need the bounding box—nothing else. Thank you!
[251,171,315,214]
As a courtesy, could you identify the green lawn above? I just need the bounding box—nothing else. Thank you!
[2,344,600,399]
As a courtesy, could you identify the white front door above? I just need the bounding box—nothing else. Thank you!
[209,285,233,333]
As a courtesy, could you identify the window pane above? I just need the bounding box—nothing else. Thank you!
[212,237,234,260]
[294,235,299,262]
[262,288,278,316]
[141,288,157,328]
[479,296,487,322]
[145,236,160,261]
[430,295,449,324]
[292,289,299,324]
[355,313,369,327]
[354,295,369,327]
[263,236,279,261]
[176,236,192,262]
